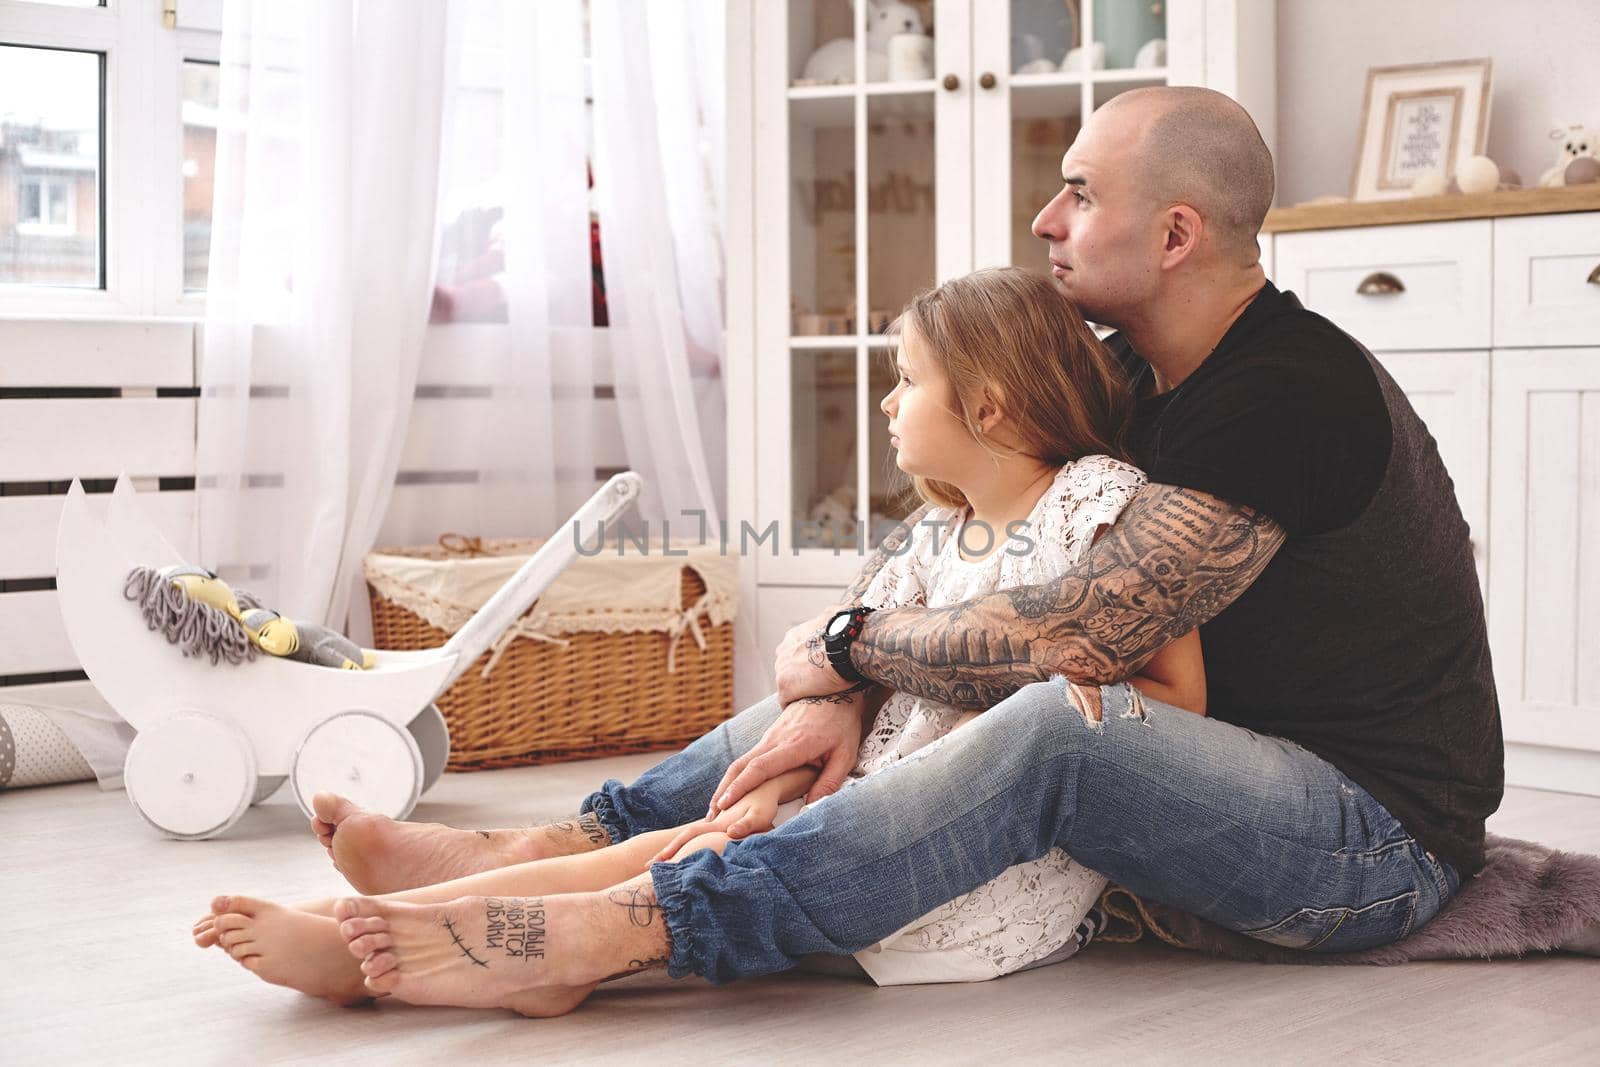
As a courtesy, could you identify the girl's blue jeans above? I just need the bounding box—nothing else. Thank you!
[580,681,1461,984]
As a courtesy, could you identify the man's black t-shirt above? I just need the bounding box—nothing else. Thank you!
[1106,282,1504,877]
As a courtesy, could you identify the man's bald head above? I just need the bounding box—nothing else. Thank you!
[1097,86,1275,262]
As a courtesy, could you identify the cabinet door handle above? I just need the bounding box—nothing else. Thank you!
[979,72,997,90]
[1356,271,1405,295]
[1587,263,1600,286]
[942,73,960,92]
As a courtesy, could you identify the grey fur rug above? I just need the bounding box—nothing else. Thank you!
[1119,834,1600,964]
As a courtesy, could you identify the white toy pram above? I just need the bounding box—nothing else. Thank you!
[55,471,643,840]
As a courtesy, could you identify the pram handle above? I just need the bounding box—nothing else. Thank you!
[434,471,644,695]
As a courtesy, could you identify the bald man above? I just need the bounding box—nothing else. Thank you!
[306,87,1499,1008]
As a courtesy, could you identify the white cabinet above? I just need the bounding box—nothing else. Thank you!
[1274,220,1492,351]
[1488,348,1600,754]
[1264,210,1600,795]
[1492,214,1600,348]
[728,0,1277,676]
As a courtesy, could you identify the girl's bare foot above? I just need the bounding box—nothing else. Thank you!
[198,895,371,1006]
[310,793,595,895]
[334,895,599,1017]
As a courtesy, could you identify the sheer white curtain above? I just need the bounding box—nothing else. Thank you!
[590,0,726,526]
[197,0,449,627]
[198,0,596,636]
[591,0,764,702]
[417,0,597,543]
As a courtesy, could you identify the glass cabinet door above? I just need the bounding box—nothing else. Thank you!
[757,0,970,584]
[973,0,1169,280]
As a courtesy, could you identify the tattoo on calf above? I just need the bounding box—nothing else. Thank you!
[482,897,547,962]
[852,485,1285,709]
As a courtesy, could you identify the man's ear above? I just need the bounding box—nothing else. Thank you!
[1161,204,1203,268]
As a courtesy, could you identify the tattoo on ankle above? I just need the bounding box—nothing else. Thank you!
[476,830,492,841]
[442,917,490,968]
[483,897,547,962]
[606,885,667,928]
[542,814,611,851]
[576,812,610,847]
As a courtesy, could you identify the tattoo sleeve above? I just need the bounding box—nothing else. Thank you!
[838,502,933,607]
[849,484,1286,710]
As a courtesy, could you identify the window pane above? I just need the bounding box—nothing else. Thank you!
[0,44,102,288]
[182,60,220,291]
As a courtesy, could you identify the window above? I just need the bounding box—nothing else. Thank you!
[0,0,221,313]
[181,59,219,292]
[0,42,102,287]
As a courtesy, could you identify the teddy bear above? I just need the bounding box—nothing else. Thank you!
[1539,124,1598,187]
[800,0,925,85]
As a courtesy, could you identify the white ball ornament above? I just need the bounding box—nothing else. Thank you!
[1456,155,1500,196]
[1410,172,1449,198]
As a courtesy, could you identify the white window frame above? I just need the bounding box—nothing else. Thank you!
[0,0,220,318]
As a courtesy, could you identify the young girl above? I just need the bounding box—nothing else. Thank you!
[195,266,1204,1001]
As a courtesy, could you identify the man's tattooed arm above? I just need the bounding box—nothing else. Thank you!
[837,502,933,607]
[848,484,1286,710]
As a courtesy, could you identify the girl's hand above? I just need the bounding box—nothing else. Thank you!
[650,790,782,864]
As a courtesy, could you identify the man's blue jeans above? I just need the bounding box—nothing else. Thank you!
[580,681,1461,984]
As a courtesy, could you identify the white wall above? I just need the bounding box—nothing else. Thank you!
[1275,1,1600,206]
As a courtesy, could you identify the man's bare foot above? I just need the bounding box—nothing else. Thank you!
[334,895,599,1016]
[309,793,609,895]
[197,895,371,1006]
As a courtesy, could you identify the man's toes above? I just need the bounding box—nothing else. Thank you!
[360,950,400,979]
[312,793,362,829]
[338,915,387,940]
[363,970,402,996]
[347,932,393,957]
[333,896,383,923]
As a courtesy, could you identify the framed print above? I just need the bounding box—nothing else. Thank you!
[1351,59,1493,201]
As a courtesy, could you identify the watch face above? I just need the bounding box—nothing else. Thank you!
[825,611,853,639]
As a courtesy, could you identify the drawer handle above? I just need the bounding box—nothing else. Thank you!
[1588,263,1600,286]
[1356,271,1405,296]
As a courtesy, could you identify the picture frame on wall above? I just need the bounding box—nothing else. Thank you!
[1350,58,1494,201]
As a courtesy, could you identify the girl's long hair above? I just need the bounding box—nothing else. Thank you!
[888,266,1135,511]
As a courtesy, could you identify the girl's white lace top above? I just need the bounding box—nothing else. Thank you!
[791,454,1147,986]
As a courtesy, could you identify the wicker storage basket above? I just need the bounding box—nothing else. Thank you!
[366,538,735,771]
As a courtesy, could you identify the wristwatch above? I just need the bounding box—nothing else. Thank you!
[822,606,874,683]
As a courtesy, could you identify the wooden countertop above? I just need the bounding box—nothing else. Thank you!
[1262,184,1600,233]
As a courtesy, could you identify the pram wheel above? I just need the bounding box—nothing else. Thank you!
[290,710,424,823]
[408,703,451,794]
[124,711,259,840]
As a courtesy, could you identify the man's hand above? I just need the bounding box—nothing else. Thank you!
[707,686,868,816]
[773,609,853,705]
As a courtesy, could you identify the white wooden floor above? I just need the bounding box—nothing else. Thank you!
[4,753,1598,1065]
